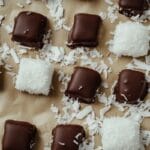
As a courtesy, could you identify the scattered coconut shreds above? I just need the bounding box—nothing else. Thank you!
[0,43,10,60]
[98,93,109,105]
[145,55,150,65]
[89,49,103,58]
[109,21,150,57]
[142,130,150,146]
[63,50,77,66]
[98,93,116,106]
[126,59,150,72]
[102,81,109,89]
[41,44,65,63]
[84,112,102,136]
[108,56,113,65]
[105,0,113,5]
[79,136,95,150]
[16,3,24,8]
[107,4,118,23]
[63,24,71,31]
[76,106,93,120]
[80,56,110,78]
[97,60,110,79]
[50,96,81,124]
[58,71,70,92]
[43,30,52,45]
[99,0,118,23]
[113,101,126,112]
[124,100,150,122]
[46,0,65,30]
[4,24,13,34]
[18,49,28,55]
[131,10,150,22]
[0,15,4,26]
[0,0,4,6]
[10,49,20,64]
[40,46,103,67]
[99,12,107,20]
[50,104,59,114]
[26,0,32,5]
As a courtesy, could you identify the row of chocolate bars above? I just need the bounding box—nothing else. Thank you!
[1,115,146,149]
[11,0,149,49]
[1,0,149,150]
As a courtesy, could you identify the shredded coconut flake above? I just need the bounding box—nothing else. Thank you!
[126,59,150,73]
[0,0,4,6]
[26,0,32,5]
[4,24,13,34]
[105,0,113,5]
[107,4,118,23]
[145,55,150,65]
[46,0,65,30]
[76,106,93,120]
[99,12,107,20]
[10,49,20,64]
[142,130,150,146]
[41,44,65,63]
[16,3,24,8]
[84,112,102,136]
[63,24,71,31]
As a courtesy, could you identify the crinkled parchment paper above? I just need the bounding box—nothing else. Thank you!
[0,0,149,150]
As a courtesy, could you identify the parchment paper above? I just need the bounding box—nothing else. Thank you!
[0,0,149,150]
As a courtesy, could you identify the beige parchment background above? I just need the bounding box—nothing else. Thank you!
[0,0,149,149]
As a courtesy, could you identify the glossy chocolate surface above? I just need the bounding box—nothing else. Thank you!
[67,13,101,48]
[52,124,85,150]
[65,67,101,103]
[2,120,37,150]
[119,0,149,17]
[114,69,148,104]
[12,11,48,48]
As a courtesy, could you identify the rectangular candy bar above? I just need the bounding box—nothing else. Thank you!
[67,13,101,48]
[12,11,48,48]
[114,69,148,104]
[65,67,101,103]
[119,0,149,17]
[2,120,37,150]
[52,124,86,150]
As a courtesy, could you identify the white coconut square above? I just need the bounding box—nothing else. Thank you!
[15,58,54,95]
[109,21,149,57]
[102,117,142,150]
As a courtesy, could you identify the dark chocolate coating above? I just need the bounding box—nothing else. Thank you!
[12,11,48,48]
[119,0,149,17]
[67,13,101,49]
[51,124,86,150]
[2,120,37,150]
[114,69,148,104]
[65,67,101,103]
